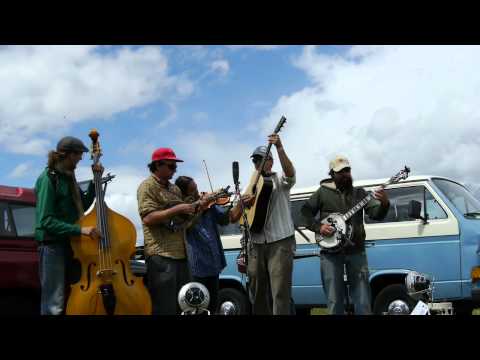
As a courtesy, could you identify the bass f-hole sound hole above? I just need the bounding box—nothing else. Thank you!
[80,262,96,291]
[116,259,134,286]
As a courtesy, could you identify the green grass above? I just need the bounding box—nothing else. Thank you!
[472,308,480,315]
[310,307,329,315]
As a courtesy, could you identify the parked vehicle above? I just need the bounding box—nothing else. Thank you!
[0,185,39,315]
[4,174,480,315]
[218,175,480,315]
[0,183,146,315]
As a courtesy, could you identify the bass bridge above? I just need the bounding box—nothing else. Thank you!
[96,269,117,281]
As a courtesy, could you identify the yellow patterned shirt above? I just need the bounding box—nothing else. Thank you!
[137,175,187,259]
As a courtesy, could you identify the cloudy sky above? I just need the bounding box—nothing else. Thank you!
[2,45,480,245]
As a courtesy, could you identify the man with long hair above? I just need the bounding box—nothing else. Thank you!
[35,136,102,315]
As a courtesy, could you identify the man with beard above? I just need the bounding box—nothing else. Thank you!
[300,155,390,315]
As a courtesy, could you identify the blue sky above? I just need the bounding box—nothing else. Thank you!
[0,45,309,187]
[2,45,480,243]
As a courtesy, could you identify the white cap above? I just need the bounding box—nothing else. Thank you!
[329,155,351,172]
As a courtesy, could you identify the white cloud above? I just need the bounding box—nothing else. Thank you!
[8,163,31,178]
[175,130,260,193]
[76,165,149,246]
[0,45,193,155]
[227,45,283,51]
[210,59,230,76]
[119,139,156,158]
[258,45,480,188]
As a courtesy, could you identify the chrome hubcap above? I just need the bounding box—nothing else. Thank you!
[219,301,237,315]
[387,300,410,315]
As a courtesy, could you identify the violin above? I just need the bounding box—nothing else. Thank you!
[164,187,233,232]
[198,186,233,209]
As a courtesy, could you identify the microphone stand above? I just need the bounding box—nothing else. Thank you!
[233,173,252,302]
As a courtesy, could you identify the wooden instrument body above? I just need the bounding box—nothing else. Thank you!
[238,116,286,233]
[239,170,274,233]
[66,203,152,315]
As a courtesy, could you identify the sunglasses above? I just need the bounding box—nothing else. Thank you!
[161,163,177,171]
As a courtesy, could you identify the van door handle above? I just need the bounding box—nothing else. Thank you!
[365,241,376,248]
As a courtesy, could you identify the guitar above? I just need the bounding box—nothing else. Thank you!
[164,186,233,232]
[315,166,410,252]
[240,116,287,233]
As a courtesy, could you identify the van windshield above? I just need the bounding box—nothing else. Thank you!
[432,178,480,218]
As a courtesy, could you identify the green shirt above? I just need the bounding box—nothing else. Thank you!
[34,168,95,243]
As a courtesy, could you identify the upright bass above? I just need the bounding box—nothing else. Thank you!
[66,129,152,315]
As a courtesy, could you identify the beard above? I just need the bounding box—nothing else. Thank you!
[335,176,353,191]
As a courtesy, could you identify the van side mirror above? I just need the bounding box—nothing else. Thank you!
[408,200,428,224]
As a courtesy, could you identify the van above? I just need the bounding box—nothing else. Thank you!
[217,175,480,315]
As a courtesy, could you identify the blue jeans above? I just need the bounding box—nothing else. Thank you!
[38,242,71,315]
[320,251,372,315]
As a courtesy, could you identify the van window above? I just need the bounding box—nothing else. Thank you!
[0,202,15,236]
[291,199,308,227]
[433,178,480,216]
[10,204,36,237]
[365,186,447,224]
[217,205,242,236]
[218,222,242,236]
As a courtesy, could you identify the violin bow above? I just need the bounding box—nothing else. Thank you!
[202,160,215,193]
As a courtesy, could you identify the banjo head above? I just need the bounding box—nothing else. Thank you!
[316,213,350,249]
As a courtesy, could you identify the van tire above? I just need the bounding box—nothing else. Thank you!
[217,287,250,315]
[373,284,416,315]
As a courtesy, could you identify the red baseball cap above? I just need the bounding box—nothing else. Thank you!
[151,148,184,162]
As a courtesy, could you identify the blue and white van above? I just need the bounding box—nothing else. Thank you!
[217,175,480,315]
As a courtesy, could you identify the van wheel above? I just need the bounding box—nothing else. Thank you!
[373,284,416,315]
[217,288,250,315]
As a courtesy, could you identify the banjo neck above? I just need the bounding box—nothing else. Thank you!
[341,168,408,222]
[342,191,378,222]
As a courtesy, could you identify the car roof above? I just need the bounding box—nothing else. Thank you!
[291,175,459,197]
[0,185,35,203]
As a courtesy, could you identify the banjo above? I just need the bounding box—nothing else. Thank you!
[315,166,410,252]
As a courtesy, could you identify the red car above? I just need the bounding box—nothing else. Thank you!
[0,185,39,315]
[0,183,147,315]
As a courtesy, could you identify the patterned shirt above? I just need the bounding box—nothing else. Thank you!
[185,205,229,278]
[137,175,187,259]
[251,172,296,244]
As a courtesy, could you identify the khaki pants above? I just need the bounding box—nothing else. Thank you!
[247,236,295,315]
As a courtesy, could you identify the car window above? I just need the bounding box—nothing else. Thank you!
[0,202,15,236]
[10,203,36,237]
[365,186,447,224]
[217,205,242,236]
[218,222,242,236]
[291,199,309,227]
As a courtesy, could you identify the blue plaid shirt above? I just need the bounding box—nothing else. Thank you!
[186,205,229,278]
